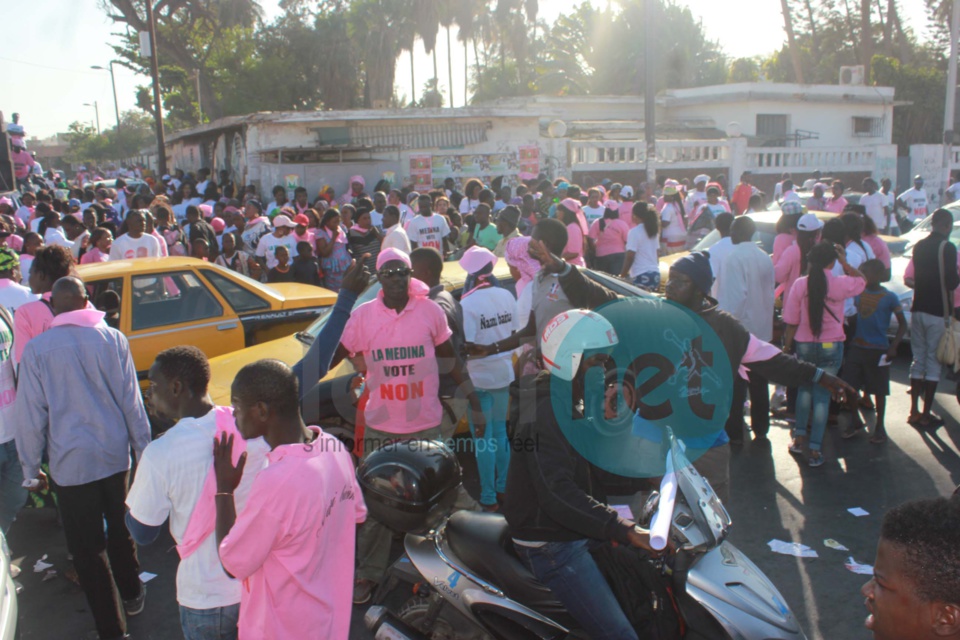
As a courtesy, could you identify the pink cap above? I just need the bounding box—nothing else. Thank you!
[459,245,497,274]
[559,197,582,215]
[0,197,11,208]
[223,206,241,216]
[198,204,214,218]
[293,213,310,226]
[210,217,226,233]
[376,247,411,270]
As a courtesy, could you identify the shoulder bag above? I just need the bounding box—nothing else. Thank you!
[934,241,960,370]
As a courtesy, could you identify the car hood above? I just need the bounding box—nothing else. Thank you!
[266,283,338,310]
[208,334,307,405]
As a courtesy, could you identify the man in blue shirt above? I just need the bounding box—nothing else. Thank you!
[16,276,150,640]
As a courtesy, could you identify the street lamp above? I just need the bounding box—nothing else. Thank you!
[83,102,101,135]
[91,63,121,131]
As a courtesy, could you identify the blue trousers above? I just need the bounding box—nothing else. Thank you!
[0,440,25,534]
[515,540,638,640]
[179,603,240,640]
[794,341,844,451]
[467,387,510,506]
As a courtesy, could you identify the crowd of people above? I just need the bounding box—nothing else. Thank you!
[0,161,958,640]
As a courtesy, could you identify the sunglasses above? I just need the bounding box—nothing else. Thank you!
[378,267,411,279]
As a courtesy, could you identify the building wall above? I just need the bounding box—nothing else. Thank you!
[668,99,893,147]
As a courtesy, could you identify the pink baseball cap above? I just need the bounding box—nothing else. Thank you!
[210,217,226,233]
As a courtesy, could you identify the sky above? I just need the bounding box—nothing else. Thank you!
[0,0,932,139]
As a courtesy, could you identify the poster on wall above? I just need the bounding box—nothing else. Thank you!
[284,174,300,191]
[409,155,432,189]
[518,145,540,177]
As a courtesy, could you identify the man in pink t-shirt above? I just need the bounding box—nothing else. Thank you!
[333,247,486,604]
[215,360,366,640]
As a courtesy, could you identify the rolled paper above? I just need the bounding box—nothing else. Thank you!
[649,453,677,551]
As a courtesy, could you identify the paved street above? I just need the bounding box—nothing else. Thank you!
[10,358,960,640]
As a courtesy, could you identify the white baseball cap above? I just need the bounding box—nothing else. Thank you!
[797,213,824,232]
[620,185,634,198]
[694,174,710,185]
[272,214,297,228]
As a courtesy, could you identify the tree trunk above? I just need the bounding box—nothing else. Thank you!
[860,0,874,78]
[410,49,416,106]
[841,0,861,62]
[780,0,805,83]
[888,0,911,63]
[877,0,890,46]
[447,26,454,108]
[464,39,469,105]
[802,0,820,59]
[473,36,482,96]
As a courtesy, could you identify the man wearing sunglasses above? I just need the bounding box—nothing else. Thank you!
[331,247,486,605]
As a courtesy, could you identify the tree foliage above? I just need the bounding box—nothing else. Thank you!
[65,110,156,165]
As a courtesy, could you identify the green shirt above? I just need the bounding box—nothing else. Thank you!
[474,223,500,251]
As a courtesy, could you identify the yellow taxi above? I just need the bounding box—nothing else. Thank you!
[76,257,337,387]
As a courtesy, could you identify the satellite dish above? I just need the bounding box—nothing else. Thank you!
[725,122,743,138]
[547,120,567,138]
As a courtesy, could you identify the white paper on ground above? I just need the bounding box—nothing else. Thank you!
[847,507,870,517]
[139,571,157,583]
[768,539,819,558]
[611,504,633,520]
[650,454,677,551]
[32,555,52,573]
[845,557,874,575]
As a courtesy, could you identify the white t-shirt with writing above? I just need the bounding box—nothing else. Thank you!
[582,205,605,225]
[255,233,299,270]
[406,214,450,253]
[626,225,660,278]
[461,286,517,390]
[109,233,162,260]
[899,187,929,223]
[125,410,269,609]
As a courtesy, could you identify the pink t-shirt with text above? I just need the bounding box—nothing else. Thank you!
[588,218,630,257]
[565,222,586,267]
[219,429,366,640]
[340,293,452,434]
[782,269,866,343]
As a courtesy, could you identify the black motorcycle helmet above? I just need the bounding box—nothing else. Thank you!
[357,440,461,534]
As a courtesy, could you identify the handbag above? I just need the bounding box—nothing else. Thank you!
[934,242,960,370]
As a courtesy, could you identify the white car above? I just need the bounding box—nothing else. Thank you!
[897,201,960,254]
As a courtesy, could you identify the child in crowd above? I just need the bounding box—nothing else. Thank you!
[191,238,210,261]
[80,228,112,264]
[840,259,907,443]
[19,232,42,286]
[292,241,322,286]
[267,245,295,283]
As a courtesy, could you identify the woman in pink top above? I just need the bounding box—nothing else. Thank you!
[557,198,587,267]
[782,241,865,467]
[13,245,76,364]
[80,228,112,264]
[588,207,630,275]
[824,181,849,213]
[859,213,891,272]
[775,214,823,301]
[772,209,803,265]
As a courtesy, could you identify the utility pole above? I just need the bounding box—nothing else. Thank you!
[446,26,454,108]
[84,102,101,135]
[644,0,656,186]
[91,62,121,130]
[942,0,960,205]
[146,0,167,176]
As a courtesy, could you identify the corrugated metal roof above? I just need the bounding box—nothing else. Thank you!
[347,122,489,149]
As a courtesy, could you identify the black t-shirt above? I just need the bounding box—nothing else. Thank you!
[267,266,296,283]
[911,231,960,317]
[292,258,322,286]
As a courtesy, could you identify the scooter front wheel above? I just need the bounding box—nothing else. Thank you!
[399,596,485,640]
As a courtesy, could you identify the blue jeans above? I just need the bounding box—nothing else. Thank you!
[794,341,844,451]
[515,540,638,640]
[0,440,26,534]
[467,387,510,506]
[179,603,240,640]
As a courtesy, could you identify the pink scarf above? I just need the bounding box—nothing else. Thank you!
[177,406,243,560]
[49,308,106,329]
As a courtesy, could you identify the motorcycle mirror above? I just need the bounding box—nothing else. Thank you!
[640,491,660,528]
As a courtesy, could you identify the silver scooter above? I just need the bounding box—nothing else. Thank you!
[366,430,807,640]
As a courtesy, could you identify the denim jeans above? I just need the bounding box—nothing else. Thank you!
[179,604,240,640]
[0,440,26,534]
[794,341,844,451]
[467,387,510,506]
[515,540,638,640]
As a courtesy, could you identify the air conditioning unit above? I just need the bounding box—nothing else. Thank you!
[840,65,865,86]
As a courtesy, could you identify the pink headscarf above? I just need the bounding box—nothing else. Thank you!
[559,197,589,236]
[349,175,365,192]
[377,247,429,299]
[198,204,213,219]
[504,236,539,295]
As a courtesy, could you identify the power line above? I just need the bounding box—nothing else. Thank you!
[0,55,107,75]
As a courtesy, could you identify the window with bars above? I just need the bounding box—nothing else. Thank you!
[756,114,789,138]
[852,116,883,137]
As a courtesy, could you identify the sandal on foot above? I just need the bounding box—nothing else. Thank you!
[841,425,863,439]
[907,413,923,425]
[808,452,825,467]
[788,440,805,455]
[869,434,888,444]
